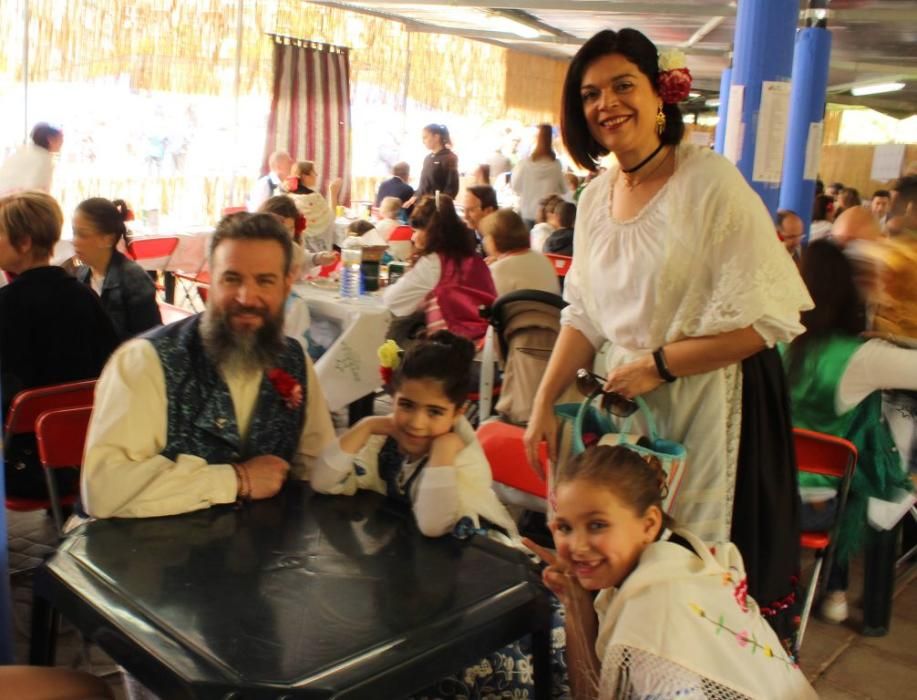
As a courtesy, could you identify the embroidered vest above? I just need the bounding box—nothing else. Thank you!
[424,253,496,341]
[144,315,307,465]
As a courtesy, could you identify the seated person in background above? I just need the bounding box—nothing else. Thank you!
[283,160,341,253]
[0,191,118,499]
[885,175,916,238]
[871,189,891,225]
[543,200,575,256]
[374,161,414,212]
[529,193,564,252]
[480,209,560,297]
[461,184,498,252]
[311,332,517,538]
[72,197,162,341]
[564,172,580,202]
[249,150,292,211]
[82,212,336,518]
[342,219,387,248]
[382,194,496,344]
[776,208,804,262]
[258,195,336,271]
[528,445,816,700]
[374,196,403,242]
[784,240,917,623]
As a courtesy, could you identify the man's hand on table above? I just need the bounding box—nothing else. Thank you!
[240,455,290,499]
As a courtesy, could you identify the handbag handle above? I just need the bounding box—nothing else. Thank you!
[571,393,660,454]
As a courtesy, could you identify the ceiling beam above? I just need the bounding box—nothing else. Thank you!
[827,94,916,120]
[355,1,737,16]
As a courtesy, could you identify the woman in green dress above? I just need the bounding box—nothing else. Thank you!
[784,240,917,623]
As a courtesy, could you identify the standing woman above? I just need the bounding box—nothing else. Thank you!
[523,28,812,647]
[512,124,568,229]
[414,124,459,200]
[72,198,161,341]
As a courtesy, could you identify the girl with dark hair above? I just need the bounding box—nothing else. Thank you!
[810,193,834,241]
[526,445,817,699]
[785,240,917,623]
[0,122,64,195]
[73,197,161,340]
[525,27,813,647]
[413,123,459,199]
[512,123,567,228]
[311,331,516,537]
[383,194,496,342]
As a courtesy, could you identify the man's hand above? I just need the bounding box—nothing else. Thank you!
[240,455,290,500]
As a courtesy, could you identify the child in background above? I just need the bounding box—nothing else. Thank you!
[527,445,816,700]
[374,196,403,242]
[530,193,564,252]
[258,195,336,273]
[283,160,340,253]
[543,201,575,256]
[310,331,517,538]
[341,219,387,249]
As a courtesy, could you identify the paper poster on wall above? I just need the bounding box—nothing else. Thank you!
[803,121,824,181]
[752,81,791,183]
[870,143,906,181]
[723,84,744,164]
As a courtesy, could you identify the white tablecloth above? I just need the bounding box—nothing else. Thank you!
[295,282,392,412]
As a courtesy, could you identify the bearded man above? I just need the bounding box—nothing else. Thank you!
[82,213,335,518]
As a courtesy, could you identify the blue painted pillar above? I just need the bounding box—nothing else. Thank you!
[727,0,798,215]
[713,66,732,155]
[778,27,832,240]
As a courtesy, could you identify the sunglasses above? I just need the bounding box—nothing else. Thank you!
[575,369,639,418]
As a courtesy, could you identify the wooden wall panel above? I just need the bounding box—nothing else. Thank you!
[819,144,917,198]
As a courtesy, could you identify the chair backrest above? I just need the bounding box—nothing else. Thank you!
[3,380,97,440]
[221,206,247,216]
[126,236,180,267]
[544,253,573,277]
[477,421,548,499]
[157,302,194,325]
[794,428,858,530]
[35,406,93,469]
[388,225,414,242]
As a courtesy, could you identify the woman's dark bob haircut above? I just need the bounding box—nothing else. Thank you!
[561,28,685,171]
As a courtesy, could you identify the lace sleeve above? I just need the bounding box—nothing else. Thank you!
[600,644,750,700]
[661,153,812,346]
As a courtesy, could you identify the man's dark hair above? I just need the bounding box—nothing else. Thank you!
[209,212,293,274]
[467,185,498,212]
[392,161,410,180]
[872,189,890,199]
[555,201,577,228]
[30,122,62,150]
[561,28,685,170]
[891,175,917,207]
[829,181,844,192]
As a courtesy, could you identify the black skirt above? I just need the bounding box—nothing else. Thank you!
[731,347,801,651]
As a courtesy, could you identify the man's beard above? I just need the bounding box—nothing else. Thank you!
[200,303,287,374]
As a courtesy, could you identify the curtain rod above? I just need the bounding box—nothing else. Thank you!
[266,33,349,54]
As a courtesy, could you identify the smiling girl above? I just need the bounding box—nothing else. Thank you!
[310,331,516,538]
[527,445,816,700]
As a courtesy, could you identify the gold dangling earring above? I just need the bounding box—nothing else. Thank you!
[655,105,666,136]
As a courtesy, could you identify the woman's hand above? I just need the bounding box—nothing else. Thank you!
[603,354,663,399]
[312,251,338,267]
[403,195,417,209]
[523,401,556,480]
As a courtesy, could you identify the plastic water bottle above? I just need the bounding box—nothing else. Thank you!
[339,242,362,300]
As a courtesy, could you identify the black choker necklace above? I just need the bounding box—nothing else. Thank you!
[621,142,665,174]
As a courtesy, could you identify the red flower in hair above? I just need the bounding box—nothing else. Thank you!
[380,366,393,384]
[658,67,693,105]
[295,214,307,236]
[267,369,303,410]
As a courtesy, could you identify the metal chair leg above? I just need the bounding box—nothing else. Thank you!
[798,552,824,649]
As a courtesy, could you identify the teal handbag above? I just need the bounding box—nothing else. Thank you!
[555,395,687,511]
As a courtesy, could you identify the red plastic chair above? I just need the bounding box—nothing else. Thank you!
[4,380,97,534]
[35,406,93,534]
[221,206,247,216]
[126,236,180,269]
[544,253,573,278]
[157,301,194,325]
[389,225,413,242]
[477,421,549,511]
[794,427,858,647]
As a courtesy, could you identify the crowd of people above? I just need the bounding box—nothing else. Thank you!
[2,21,916,700]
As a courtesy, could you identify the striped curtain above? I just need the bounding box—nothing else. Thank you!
[262,36,352,205]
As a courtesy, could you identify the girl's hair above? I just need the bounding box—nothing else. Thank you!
[409,194,476,261]
[258,194,299,221]
[531,123,556,161]
[75,197,133,246]
[535,193,564,224]
[423,123,452,148]
[347,219,376,236]
[292,160,316,178]
[561,28,685,170]
[380,196,402,218]
[479,208,530,253]
[552,201,577,228]
[391,330,475,406]
[839,187,861,209]
[555,445,674,529]
[0,190,63,258]
[786,239,866,383]
[30,122,62,149]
